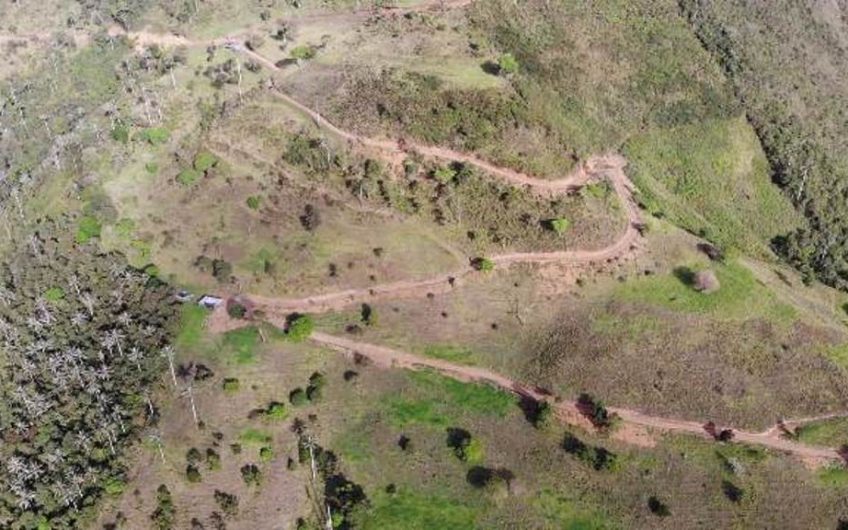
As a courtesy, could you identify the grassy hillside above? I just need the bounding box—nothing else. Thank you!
[681,0,848,288]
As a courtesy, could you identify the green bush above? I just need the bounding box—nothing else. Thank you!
[240,464,262,486]
[264,402,289,421]
[304,372,326,402]
[433,166,456,184]
[259,446,275,462]
[76,216,102,244]
[212,259,232,284]
[289,387,308,406]
[223,378,240,393]
[285,314,314,342]
[176,168,202,186]
[498,53,519,75]
[290,45,316,60]
[206,448,221,470]
[186,447,203,464]
[227,302,247,319]
[562,432,619,471]
[103,477,126,497]
[193,151,218,172]
[446,428,483,463]
[246,195,261,209]
[111,124,129,144]
[186,464,202,483]
[115,218,136,238]
[471,257,495,272]
[533,401,553,430]
[151,484,175,529]
[548,217,570,234]
[44,287,65,301]
[214,490,239,517]
[140,127,170,145]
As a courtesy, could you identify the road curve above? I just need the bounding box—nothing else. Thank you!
[87,14,847,462]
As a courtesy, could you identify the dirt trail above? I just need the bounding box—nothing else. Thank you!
[57,14,846,462]
[311,332,845,461]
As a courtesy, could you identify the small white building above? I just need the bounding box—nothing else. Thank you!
[197,295,224,309]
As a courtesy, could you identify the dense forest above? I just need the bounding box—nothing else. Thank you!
[680,0,848,289]
[0,219,176,529]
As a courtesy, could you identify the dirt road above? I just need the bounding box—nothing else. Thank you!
[41,10,843,462]
[311,332,845,461]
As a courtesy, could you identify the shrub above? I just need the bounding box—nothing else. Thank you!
[446,427,483,462]
[497,53,519,75]
[44,287,65,301]
[103,477,126,497]
[299,204,321,231]
[259,446,275,462]
[206,448,221,470]
[212,259,232,283]
[150,484,175,530]
[246,195,261,210]
[306,383,323,402]
[289,387,308,406]
[290,45,316,60]
[186,464,202,483]
[648,496,671,517]
[176,168,201,186]
[562,432,619,471]
[227,301,247,319]
[265,402,289,421]
[548,217,570,234]
[111,124,129,144]
[230,443,242,455]
[285,313,314,342]
[578,393,620,431]
[533,401,553,430]
[471,257,495,272]
[433,166,456,184]
[76,216,102,243]
[186,447,203,464]
[223,378,240,393]
[140,127,169,145]
[307,372,326,401]
[361,303,377,326]
[213,490,239,517]
[193,151,218,172]
[240,464,261,485]
[115,218,136,238]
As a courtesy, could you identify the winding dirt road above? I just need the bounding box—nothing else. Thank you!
[27,7,841,463]
[184,20,848,463]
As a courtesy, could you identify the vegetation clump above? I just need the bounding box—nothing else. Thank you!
[446,428,484,464]
[240,464,262,486]
[223,377,241,393]
[471,257,495,272]
[264,402,289,421]
[562,432,619,471]
[150,485,176,530]
[548,217,570,234]
[497,53,519,75]
[285,313,314,342]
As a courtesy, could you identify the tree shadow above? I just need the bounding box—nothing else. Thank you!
[673,266,695,287]
[481,60,500,75]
